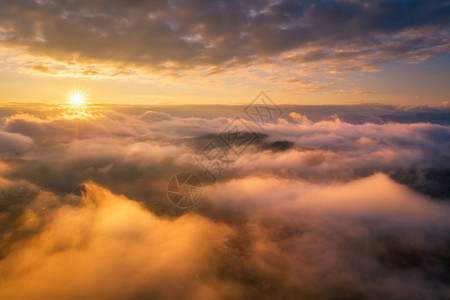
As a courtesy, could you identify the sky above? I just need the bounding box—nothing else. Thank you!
[0,0,449,105]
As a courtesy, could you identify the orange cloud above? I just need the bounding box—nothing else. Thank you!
[0,182,237,300]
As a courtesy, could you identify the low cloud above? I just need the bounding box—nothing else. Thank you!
[0,183,237,300]
[0,174,449,299]
[0,104,449,298]
[202,173,450,298]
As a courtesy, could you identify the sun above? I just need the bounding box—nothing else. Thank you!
[63,88,97,119]
[69,92,85,106]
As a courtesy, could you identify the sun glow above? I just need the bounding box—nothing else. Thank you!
[69,92,85,106]
[62,87,99,119]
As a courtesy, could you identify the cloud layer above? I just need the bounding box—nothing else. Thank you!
[0,103,449,299]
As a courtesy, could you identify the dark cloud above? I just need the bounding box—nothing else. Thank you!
[0,0,448,73]
[0,131,32,152]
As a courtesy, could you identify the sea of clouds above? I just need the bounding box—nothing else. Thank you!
[0,103,449,299]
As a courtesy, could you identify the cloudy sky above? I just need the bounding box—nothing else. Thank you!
[0,0,449,104]
[1,1,450,300]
